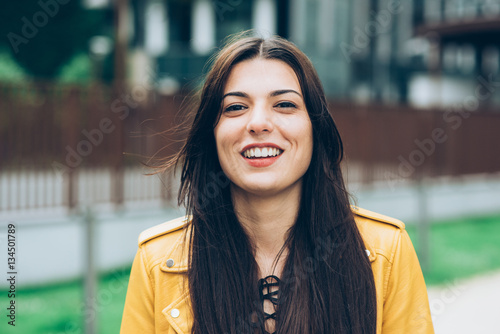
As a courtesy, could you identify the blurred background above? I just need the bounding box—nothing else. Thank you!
[0,0,499,333]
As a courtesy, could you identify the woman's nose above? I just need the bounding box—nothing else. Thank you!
[246,105,274,134]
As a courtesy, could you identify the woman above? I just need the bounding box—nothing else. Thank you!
[121,34,434,334]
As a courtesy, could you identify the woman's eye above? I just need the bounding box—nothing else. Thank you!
[224,104,246,112]
[275,101,297,109]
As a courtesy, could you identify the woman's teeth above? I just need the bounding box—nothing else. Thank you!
[243,147,282,159]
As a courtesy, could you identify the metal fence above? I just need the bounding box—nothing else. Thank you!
[1,81,499,214]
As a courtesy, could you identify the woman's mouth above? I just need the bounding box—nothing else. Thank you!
[240,146,284,168]
[242,147,283,159]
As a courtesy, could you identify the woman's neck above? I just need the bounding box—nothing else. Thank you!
[231,183,302,277]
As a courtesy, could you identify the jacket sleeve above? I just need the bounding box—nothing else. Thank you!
[120,247,155,333]
[382,229,434,333]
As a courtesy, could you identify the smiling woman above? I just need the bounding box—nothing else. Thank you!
[215,58,313,199]
[120,33,434,334]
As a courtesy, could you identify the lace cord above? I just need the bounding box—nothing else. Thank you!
[258,275,281,334]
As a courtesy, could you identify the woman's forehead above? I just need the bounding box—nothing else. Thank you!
[223,58,302,97]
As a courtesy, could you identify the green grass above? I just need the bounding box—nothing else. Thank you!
[0,267,130,334]
[407,213,500,286]
[1,213,499,333]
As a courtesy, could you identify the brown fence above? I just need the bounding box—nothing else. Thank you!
[0,82,185,212]
[0,82,186,168]
[1,82,499,213]
[332,102,500,184]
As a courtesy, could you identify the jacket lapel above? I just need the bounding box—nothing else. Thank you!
[159,227,192,333]
[162,291,192,334]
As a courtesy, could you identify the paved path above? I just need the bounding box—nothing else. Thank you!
[427,270,500,334]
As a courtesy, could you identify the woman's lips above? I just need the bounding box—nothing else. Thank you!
[243,154,281,168]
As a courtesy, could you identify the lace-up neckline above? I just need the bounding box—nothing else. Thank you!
[258,275,280,334]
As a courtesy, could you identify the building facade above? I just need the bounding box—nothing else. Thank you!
[87,0,500,108]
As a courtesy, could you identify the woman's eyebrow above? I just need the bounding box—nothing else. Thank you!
[269,89,302,98]
[222,89,302,100]
[222,91,248,99]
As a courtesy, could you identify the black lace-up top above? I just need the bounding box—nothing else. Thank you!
[257,275,280,334]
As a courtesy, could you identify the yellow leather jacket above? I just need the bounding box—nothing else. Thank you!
[120,207,434,333]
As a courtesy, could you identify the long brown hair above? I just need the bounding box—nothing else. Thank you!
[175,33,376,334]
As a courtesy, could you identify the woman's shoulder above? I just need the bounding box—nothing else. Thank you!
[352,206,407,263]
[352,206,405,230]
[135,216,191,273]
[138,216,191,246]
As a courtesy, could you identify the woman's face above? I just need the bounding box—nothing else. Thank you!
[214,58,313,198]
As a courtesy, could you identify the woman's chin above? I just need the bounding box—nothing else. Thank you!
[231,179,302,199]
